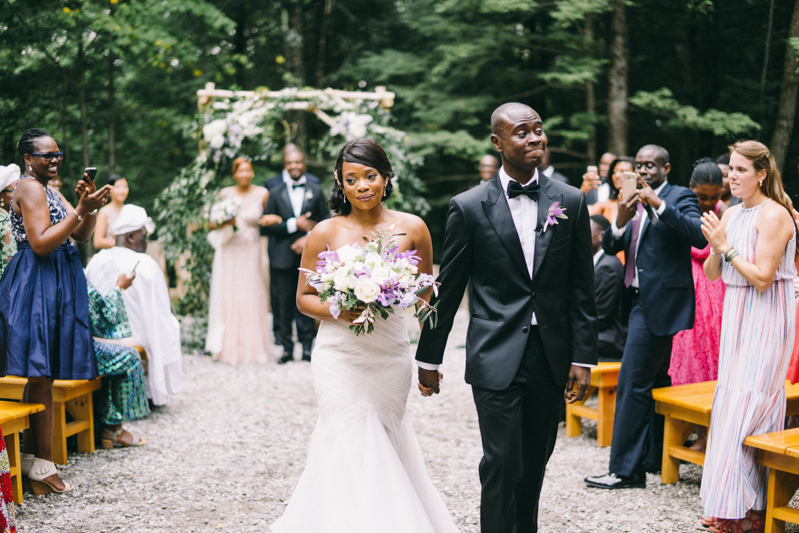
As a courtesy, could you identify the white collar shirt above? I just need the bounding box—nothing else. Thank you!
[499,166,538,325]
[593,249,605,267]
[283,171,307,219]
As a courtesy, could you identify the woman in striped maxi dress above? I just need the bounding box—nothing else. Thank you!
[699,140,797,533]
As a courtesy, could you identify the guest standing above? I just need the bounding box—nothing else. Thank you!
[478,154,499,183]
[581,152,617,205]
[93,174,129,250]
[206,157,272,364]
[585,144,706,490]
[262,152,330,364]
[668,160,727,453]
[0,165,20,278]
[588,157,635,225]
[699,141,797,532]
[0,129,111,494]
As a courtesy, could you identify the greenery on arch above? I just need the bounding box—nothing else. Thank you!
[154,88,427,318]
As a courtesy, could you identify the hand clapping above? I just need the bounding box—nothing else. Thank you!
[701,211,729,255]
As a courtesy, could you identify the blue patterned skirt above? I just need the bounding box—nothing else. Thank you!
[94,340,150,425]
[0,242,96,380]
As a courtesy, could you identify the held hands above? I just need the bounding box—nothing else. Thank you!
[75,176,111,217]
[700,211,729,254]
[418,368,442,397]
[296,212,317,233]
[115,272,136,290]
[259,214,282,227]
[565,365,591,404]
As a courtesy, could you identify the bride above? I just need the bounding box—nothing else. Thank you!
[270,139,459,533]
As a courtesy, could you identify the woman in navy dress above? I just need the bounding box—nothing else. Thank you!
[0,129,110,494]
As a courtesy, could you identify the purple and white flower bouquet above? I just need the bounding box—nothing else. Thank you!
[301,232,440,336]
[208,195,242,231]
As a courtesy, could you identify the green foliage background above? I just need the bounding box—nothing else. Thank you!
[1,0,798,270]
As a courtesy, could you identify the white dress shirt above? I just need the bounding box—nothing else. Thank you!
[282,169,307,234]
[418,166,592,371]
[593,249,605,267]
[609,180,669,288]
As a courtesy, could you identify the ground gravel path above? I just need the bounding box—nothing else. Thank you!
[16,309,791,532]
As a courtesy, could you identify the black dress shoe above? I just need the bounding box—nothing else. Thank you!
[584,472,646,489]
[301,351,312,362]
[277,353,293,365]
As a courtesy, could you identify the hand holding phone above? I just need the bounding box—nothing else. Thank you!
[83,167,97,182]
[621,172,638,202]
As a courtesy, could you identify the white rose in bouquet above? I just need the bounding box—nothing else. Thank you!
[333,267,356,292]
[337,245,359,264]
[365,252,384,267]
[353,277,381,304]
[371,266,393,284]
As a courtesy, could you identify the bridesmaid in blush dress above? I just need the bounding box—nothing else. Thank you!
[668,160,727,452]
[206,157,273,364]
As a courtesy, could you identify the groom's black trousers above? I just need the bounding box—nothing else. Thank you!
[471,326,563,533]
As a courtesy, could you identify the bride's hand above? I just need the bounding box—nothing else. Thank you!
[337,304,367,325]
[418,369,442,396]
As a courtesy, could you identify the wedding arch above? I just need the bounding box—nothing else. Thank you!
[154,82,427,322]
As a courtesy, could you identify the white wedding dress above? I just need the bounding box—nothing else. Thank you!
[270,311,459,533]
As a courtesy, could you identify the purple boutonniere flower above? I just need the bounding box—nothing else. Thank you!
[543,202,568,232]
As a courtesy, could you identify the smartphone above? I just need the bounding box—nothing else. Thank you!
[84,167,97,182]
[621,172,638,201]
[131,260,140,274]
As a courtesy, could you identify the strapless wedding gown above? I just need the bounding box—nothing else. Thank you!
[270,312,459,532]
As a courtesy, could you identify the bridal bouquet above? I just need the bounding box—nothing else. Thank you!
[208,195,242,230]
[301,232,440,336]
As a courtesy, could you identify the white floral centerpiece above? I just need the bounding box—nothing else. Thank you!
[301,232,440,336]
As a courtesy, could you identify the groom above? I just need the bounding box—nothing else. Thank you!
[417,103,598,533]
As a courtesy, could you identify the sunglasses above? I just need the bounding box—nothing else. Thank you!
[29,152,64,162]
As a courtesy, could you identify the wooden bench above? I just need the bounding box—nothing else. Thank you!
[0,377,102,466]
[653,380,799,484]
[0,401,45,505]
[565,362,622,447]
[744,428,799,533]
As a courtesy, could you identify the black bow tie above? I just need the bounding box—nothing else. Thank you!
[507,180,540,201]
[291,182,305,190]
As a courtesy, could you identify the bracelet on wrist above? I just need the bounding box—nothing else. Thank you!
[89,208,99,216]
[726,250,740,262]
[73,209,84,222]
[710,249,723,256]
[724,247,737,262]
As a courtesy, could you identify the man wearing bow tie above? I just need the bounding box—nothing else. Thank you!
[416,102,598,533]
[261,148,330,364]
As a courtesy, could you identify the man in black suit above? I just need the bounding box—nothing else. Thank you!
[261,150,329,364]
[262,145,320,346]
[585,144,706,489]
[589,214,625,362]
[416,103,598,533]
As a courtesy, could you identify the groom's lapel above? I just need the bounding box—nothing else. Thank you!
[482,175,529,280]
[532,175,563,281]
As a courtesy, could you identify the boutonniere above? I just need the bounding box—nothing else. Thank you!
[305,190,314,200]
[543,202,568,232]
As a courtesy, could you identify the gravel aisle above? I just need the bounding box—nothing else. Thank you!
[15,310,737,532]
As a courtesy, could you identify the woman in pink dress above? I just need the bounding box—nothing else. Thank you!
[669,159,727,452]
[206,157,273,364]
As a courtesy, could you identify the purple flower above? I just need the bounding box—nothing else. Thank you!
[543,202,568,233]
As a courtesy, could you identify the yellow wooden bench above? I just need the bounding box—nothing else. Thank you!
[0,401,45,505]
[744,428,799,533]
[0,377,102,466]
[653,380,799,484]
[565,362,621,447]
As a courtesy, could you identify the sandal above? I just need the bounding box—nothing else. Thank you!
[20,453,34,477]
[745,510,765,533]
[27,458,74,495]
[701,516,717,528]
[101,427,145,449]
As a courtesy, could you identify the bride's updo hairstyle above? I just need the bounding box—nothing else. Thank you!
[329,139,395,216]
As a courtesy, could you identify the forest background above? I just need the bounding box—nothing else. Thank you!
[1,0,798,263]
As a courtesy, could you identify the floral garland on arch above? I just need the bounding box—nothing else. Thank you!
[153,87,428,324]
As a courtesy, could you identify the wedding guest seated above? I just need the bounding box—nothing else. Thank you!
[540,147,569,184]
[590,215,625,361]
[0,164,20,277]
[85,205,183,406]
[88,273,149,448]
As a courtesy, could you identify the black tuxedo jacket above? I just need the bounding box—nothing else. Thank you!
[263,172,319,191]
[601,182,706,336]
[261,180,330,270]
[416,172,598,391]
[594,252,625,353]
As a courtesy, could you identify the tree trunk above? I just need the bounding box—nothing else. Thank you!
[108,53,115,175]
[607,0,628,156]
[760,0,776,113]
[316,0,334,87]
[285,1,306,149]
[78,40,89,168]
[61,75,73,183]
[771,0,799,170]
[585,14,596,164]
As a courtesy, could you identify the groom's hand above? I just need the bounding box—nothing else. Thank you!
[564,365,591,404]
[418,368,441,396]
